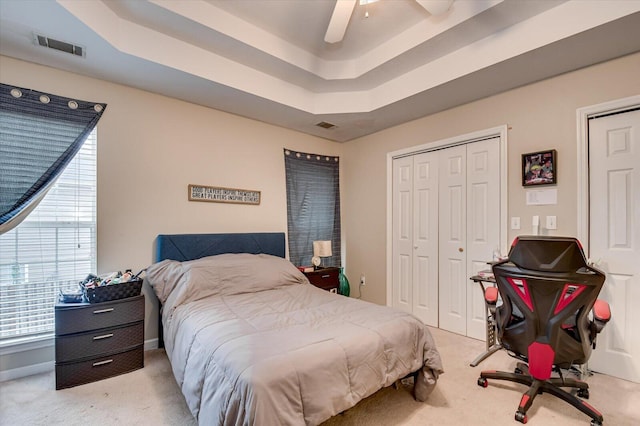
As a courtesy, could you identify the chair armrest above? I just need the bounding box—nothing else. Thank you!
[593,299,611,323]
[590,299,611,346]
[485,287,499,305]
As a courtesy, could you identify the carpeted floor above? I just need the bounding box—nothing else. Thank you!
[1,327,639,425]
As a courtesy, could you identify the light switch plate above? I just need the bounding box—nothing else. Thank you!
[511,217,520,230]
[546,215,557,230]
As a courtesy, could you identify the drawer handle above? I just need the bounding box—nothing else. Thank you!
[93,308,114,314]
[93,359,113,367]
[321,274,330,278]
[93,333,114,341]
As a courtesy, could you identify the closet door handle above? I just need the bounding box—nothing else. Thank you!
[458,247,464,252]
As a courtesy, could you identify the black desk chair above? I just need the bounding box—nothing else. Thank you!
[477,236,611,425]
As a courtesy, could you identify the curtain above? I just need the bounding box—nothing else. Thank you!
[284,149,341,267]
[0,83,106,234]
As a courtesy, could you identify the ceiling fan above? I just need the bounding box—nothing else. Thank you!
[325,0,455,43]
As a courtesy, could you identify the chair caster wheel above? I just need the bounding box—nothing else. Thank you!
[477,377,488,388]
[514,367,523,374]
[515,411,528,424]
[578,388,590,399]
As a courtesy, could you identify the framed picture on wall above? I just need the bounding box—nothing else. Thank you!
[522,149,557,186]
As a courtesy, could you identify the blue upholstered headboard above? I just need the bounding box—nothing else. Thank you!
[154,232,286,262]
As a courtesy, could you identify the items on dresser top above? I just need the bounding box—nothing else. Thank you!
[80,270,144,304]
[55,294,145,390]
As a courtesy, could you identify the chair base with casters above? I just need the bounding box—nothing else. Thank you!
[478,362,602,425]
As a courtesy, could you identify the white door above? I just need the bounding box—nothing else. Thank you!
[466,138,501,339]
[588,109,640,383]
[412,152,439,326]
[392,156,414,314]
[439,145,467,335]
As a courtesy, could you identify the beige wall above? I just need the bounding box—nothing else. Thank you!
[2,51,639,375]
[0,55,341,373]
[342,52,640,305]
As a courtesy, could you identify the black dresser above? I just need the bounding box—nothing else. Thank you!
[303,267,340,292]
[55,295,145,390]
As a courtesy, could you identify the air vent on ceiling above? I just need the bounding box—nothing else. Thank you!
[34,34,85,57]
[316,121,337,129]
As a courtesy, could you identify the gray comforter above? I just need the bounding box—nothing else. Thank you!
[147,253,443,426]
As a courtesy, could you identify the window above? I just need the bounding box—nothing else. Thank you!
[284,149,341,267]
[0,129,96,342]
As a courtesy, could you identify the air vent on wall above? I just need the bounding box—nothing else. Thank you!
[34,33,85,57]
[316,121,337,129]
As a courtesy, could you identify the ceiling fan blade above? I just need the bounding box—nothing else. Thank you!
[324,0,357,44]
[416,0,454,16]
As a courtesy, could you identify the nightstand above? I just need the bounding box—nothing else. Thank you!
[303,267,340,292]
[55,294,145,390]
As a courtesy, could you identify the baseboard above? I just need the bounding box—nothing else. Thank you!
[1,339,161,382]
[0,361,54,382]
[144,338,159,351]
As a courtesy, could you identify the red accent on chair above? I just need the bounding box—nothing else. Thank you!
[554,284,586,315]
[582,400,602,417]
[528,342,555,380]
[593,299,611,322]
[507,277,533,311]
[519,394,530,408]
[484,287,499,304]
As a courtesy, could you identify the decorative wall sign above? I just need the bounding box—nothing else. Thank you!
[522,149,557,186]
[188,184,261,205]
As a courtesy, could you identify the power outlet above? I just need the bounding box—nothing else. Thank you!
[360,274,366,286]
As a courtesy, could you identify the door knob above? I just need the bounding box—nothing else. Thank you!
[458,247,464,252]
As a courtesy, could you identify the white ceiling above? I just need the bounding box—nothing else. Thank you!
[1,0,639,142]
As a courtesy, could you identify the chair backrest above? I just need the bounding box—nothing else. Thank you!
[492,236,605,380]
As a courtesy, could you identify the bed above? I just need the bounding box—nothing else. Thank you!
[147,232,443,425]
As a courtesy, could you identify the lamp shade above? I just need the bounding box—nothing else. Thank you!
[313,240,332,258]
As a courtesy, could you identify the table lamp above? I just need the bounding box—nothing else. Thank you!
[313,240,332,269]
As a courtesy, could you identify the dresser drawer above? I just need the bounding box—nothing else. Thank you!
[55,346,144,390]
[55,295,145,335]
[304,268,339,291]
[55,321,144,363]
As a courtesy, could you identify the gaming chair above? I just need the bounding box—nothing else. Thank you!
[477,236,611,425]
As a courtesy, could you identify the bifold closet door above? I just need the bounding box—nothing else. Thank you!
[438,138,500,338]
[438,145,467,335]
[393,138,500,336]
[391,152,439,326]
[465,138,501,339]
[392,156,414,315]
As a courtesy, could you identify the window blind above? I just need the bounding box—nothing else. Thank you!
[284,149,341,268]
[0,129,96,341]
